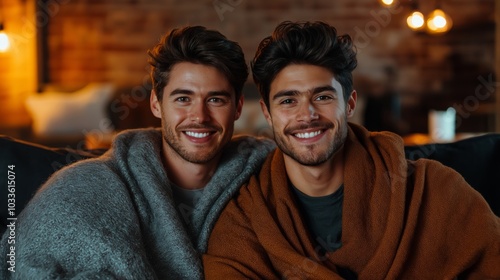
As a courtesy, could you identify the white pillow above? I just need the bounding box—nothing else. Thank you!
[25,83,115,137]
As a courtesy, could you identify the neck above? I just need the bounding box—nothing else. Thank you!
[284,147,345,197]
[161,142,220,190]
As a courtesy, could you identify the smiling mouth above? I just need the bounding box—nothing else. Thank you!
[294,130,323,139]
[184,131,213,138]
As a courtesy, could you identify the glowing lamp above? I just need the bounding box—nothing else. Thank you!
[407,11,425,30]
[0,23,10,52]
[379,0,395,6]
[427,9,453,34]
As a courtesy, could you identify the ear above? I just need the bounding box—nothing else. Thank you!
[234,94,244,121]
[259,99,273,127]
[346,90,357,118]
[150,90,162,119]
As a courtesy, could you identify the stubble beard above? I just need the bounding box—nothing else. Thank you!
[274,118,349,166]
[162,123,223,164]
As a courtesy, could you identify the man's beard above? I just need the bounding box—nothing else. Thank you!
[162,123,223,164]
[274,119,348,166]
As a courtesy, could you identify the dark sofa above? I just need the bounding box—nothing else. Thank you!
[1,133,499,235]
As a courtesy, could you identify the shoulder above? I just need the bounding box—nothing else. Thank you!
[214,135,276,178]
[227,149,283,212]
[39,157,120,194]
[12,157,139,254]
[409,158,468,186]
[111,128,162,153]
[408,158,493,214]
[24,158,134,225]
[408,158,471,196]
[4,158,145,279]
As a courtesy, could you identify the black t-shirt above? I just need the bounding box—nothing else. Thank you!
[291,184,344,255]
[291,184,357,279]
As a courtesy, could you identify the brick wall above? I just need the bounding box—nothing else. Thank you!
[0,0,38,130]
[0,0,496,134]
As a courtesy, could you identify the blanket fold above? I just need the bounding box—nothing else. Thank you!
[204,123,500,279]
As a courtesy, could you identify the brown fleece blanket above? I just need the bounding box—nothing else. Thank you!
[204,124,500,279]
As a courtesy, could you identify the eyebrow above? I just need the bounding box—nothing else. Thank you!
[272,85,337,101]
[169,89,233,98]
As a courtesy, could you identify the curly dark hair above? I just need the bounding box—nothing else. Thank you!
[148,26,248,102]
[251,21,357,109]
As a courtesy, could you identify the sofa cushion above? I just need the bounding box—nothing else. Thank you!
[0,136,102,233]
[405,133,500,216]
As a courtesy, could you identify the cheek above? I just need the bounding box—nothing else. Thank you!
[270,112,289,129]
[216,107,237,120]
[331,106,347,120]
[334,112,344,120]
[164,108,187,124]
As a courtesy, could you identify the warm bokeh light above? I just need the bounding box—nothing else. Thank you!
[407,11,425,30]
[379,0,394,6]
[0,31,10,52]
[427,9,452,33]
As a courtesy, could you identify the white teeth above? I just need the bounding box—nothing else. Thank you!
[185,131,210,138]
[295,130,321,139]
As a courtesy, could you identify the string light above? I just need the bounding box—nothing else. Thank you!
[427,8,452,33]
[407,11,425,30]
[0,0,9,52]
[0,23,10,52]
[379,0,453,34]
[379,0,395,7]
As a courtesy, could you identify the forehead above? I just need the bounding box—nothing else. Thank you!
[269,64,343,97]
[165,62,234,95]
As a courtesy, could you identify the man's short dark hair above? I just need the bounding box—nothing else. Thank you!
[251,21,357,109]
[148,26,248,102]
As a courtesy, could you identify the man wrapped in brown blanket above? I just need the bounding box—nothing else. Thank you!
[203,21,500,279]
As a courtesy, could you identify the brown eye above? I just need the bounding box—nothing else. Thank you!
[175,97,190,102]
[280,99,294,105]
[315,95,333,101]
[208,97,228,106]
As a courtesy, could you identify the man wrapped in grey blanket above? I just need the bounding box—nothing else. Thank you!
[0,129,274,279]
[0,25,275,279]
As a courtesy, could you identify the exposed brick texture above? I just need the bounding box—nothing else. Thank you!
[0,0,497,134]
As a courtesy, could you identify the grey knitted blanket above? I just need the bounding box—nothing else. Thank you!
[0,128,275,279]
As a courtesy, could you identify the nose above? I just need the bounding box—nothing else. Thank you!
[296,102,319,123]
[188,101,211,123]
